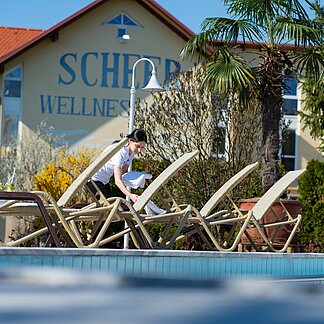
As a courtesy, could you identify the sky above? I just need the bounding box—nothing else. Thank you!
[0,0,228,34]
[0,0,318,34]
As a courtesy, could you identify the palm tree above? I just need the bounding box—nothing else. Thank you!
[180,0,323,192]
[299,2,324,152]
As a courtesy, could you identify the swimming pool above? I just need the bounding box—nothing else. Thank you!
[0,248,323,280]
[1,248,323,323]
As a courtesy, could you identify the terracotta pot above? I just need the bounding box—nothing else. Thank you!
[239,198,301,246]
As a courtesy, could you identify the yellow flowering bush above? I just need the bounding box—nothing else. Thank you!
[34,147,98,204]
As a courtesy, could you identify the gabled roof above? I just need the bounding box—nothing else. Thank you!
[0,0,195,67]
[0,27,44,58]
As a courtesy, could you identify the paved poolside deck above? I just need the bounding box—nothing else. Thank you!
[0,248,323,280]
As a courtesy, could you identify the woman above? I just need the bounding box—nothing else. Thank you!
[86,128,147,203]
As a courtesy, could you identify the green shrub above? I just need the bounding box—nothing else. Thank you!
[298,160,324,252]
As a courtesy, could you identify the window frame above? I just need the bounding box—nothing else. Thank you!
[1,65,23,148]
[281,73,301,171]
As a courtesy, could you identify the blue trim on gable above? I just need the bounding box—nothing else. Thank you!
[105,13,139,28]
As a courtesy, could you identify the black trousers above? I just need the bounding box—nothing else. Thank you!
[86,180,111,199]
[85,180,125,248]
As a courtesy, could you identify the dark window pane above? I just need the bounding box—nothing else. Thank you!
[107,14,122,25]
[283,77,297,95]
[212,127,226,155]
[283,99,297,115]
[123,15,138,26]
[117,28,126,38]
[4,80,21,97]
[7,67,21,78]
[2,114,19,146]
[282,130,296,155]
[219,132,225,155]
[281,157,295,171]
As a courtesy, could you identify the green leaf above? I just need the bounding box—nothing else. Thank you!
[201,46,255,94]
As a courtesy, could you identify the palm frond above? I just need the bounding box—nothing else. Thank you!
[280,0,310,20]
[180,29,214,61]
[201,46,255,94]
[201,17,262,43]
[223,0,278,24]
[180,17,262,61]
[292,46,324,81]
[274,18,321,46]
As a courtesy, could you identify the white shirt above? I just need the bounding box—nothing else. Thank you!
[91,144,134,185]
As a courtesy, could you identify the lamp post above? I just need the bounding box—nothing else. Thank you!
[124,57,164,249]
[128,58,164,136]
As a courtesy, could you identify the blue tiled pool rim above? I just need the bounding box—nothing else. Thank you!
[0,248,323,280]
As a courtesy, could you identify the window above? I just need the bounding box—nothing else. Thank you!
[4,80,21,97]
[3,67,22,98]
[283,76,297,96]
[283,75,298,115]
[281,72,299,170]
[117,28,127,38]
[1,66,22,148]
[210,100,229,159]
[104,12,140,41]
[283,99,298,115]
[2,114,19,146]
[281,130,296,171]
[213,127,226,156]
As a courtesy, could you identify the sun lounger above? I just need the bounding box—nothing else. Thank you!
[3,149,199,249]
[239,169,306,252]
[175,162,259,249]
[0,139,127,247]
[0,191,62,247]
[192,169,305,252]
[87,150,200,249]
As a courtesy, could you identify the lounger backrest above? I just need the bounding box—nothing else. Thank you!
[133,150,199,212]
[57,138,127,207]
[251,169,306,220]
[200,162,259,218]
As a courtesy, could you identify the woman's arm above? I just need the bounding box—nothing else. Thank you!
[114,165,138,203]
[121,164,129,174]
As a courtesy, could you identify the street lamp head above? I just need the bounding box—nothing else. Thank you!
[142,72,164,92]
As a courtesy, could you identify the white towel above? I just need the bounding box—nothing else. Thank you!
[122,171,152,189]
[122,171,165,215]
[144,200,165,216]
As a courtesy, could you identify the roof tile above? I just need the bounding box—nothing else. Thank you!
[0,27,44,58]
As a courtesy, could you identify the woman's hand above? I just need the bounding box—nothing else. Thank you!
[129,193,139,203]
[114,166,139,204]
